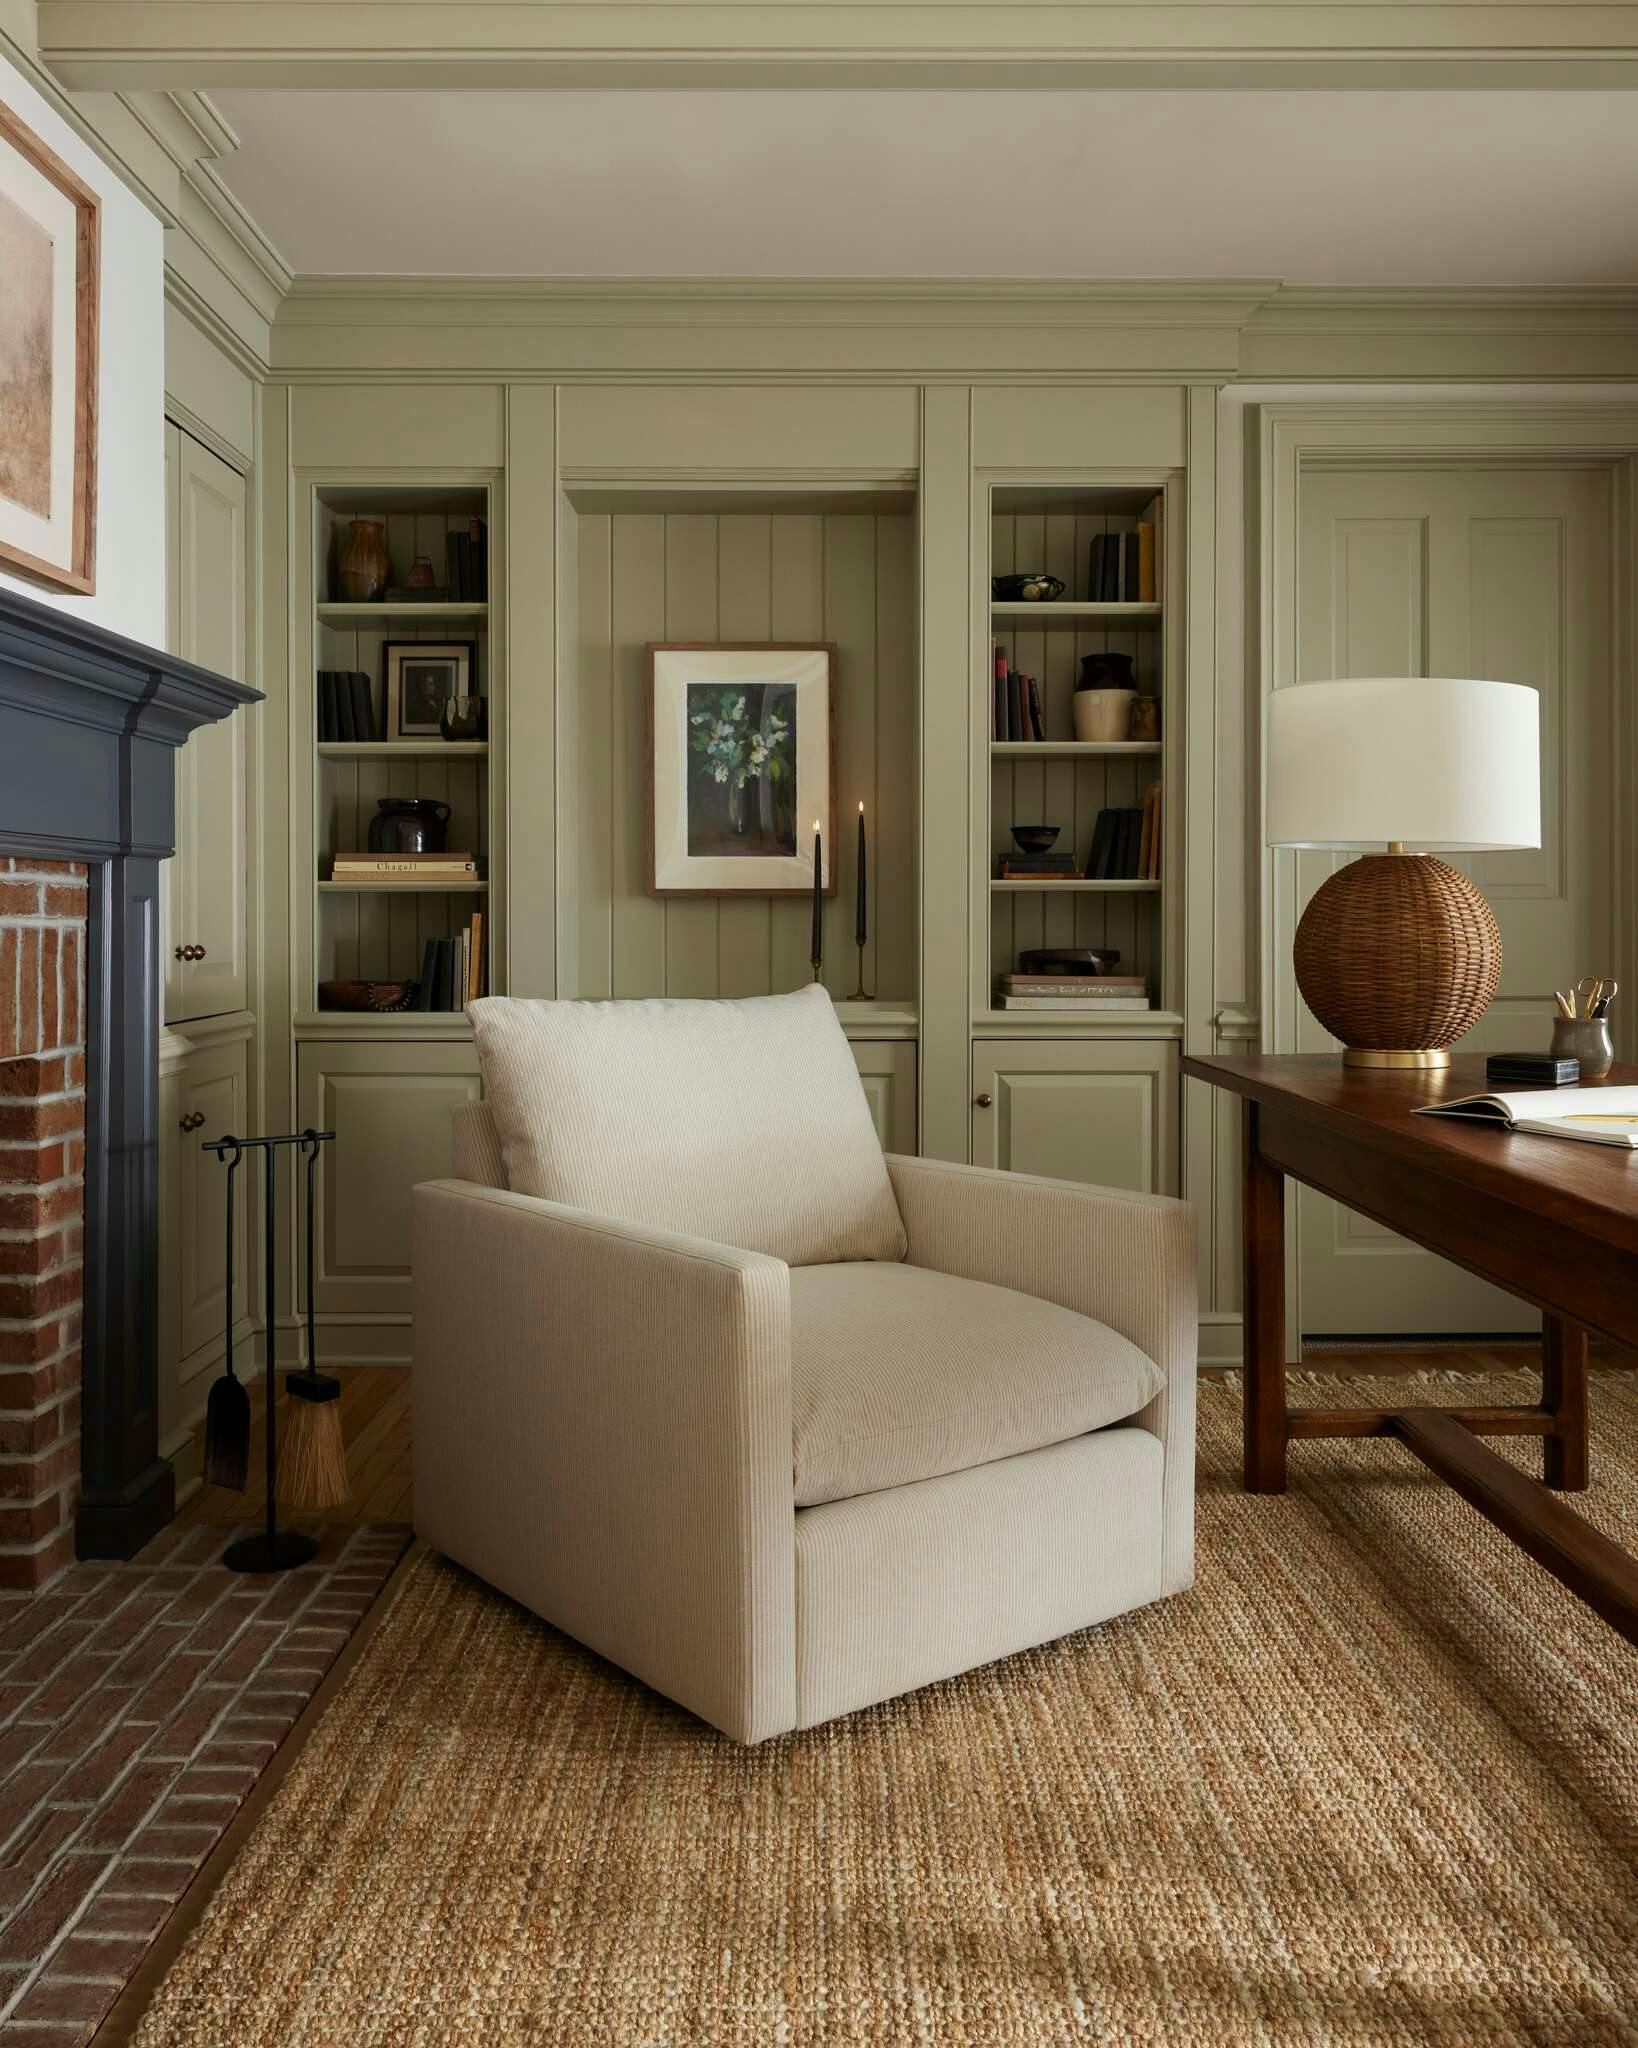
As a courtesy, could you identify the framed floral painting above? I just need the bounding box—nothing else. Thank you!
[647,644,837,896]
[0,103,98,595]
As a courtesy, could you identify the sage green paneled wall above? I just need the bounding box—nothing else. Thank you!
[566,506,917,1003]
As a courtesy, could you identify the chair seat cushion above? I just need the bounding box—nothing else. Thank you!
[789,1262,1165,1508]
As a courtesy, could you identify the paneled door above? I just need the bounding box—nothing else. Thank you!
[175,1036,250,1366]
[1292,464,1613,1336]
[165,425,249,1022]
[971,1040,1178,1195]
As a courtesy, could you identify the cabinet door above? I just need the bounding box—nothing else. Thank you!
[176,1037,251,1367]
[850,1042,916,1154]
[971,1039,1177,1196]
[297,1042,483,1319]
[169,431,248,1022]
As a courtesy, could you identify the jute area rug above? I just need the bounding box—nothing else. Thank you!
[129,1372,1638,2048]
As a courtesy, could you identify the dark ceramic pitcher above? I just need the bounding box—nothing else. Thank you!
[368,797,450,854]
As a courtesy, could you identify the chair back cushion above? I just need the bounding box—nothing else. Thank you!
[467,985,907,1266]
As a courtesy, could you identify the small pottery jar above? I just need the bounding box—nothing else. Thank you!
[1074,689,1137,743]
[337,519,390,603]
[1128,695,1161,743]
[1550,1016,1615,1080]
[367,797,451,855]
[407,555,437,590]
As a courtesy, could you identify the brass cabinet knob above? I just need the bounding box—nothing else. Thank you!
[179,1110,205,1133]
[174,945,186,961]
[193,944,207,959]
[974,1092,993,1109]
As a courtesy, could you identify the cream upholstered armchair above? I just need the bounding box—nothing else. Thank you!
[412,985,1195,1743]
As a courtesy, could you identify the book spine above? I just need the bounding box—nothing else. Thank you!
[1007,670,1024,742]
[1026,674,1045,744]
[331,861,478,878]
[1137,522,1156,604]
[432,938,454,1011]
[334,673,356,742]
[1088,534,1104,600]
[411,939,438,1010]
[999,996,1153,1012]
[1123,531,1140,601]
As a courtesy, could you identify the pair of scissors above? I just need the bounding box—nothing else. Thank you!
[1575,976,1617,1019]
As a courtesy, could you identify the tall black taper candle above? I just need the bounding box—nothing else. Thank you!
[850,799,870,1000]
[810,820,823,982]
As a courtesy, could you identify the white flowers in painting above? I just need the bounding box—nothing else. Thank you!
[689,689,790,794]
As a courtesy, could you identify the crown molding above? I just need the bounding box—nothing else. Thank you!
[35,3,1638,90]
[1248,285,1638,335]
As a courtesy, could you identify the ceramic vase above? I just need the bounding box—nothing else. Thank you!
[337,519,390,603]
[1074,689,1137,743]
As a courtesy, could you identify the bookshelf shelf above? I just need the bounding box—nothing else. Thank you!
[991,602,1161,629]
[319,879,489,895]
[990,741,1160,758]
[318,742,489,759]
[317,602,489,625]
[991,878,1161,894]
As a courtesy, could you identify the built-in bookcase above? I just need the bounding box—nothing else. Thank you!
[309,483,495,1007]
[984,483,1174,1018]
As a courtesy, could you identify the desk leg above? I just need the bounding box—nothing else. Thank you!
[1542,1317,1589,1492]
[1242,1100,1288,1494]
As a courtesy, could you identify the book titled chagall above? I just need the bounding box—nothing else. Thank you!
[330,853,480,879]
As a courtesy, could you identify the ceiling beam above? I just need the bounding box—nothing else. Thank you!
[36,3,1638,91]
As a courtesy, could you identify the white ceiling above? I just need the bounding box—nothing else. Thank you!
[210,90,1638,284]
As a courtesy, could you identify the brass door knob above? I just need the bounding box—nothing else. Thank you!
[179,1110,205,1133]
[974,1092,993,1108]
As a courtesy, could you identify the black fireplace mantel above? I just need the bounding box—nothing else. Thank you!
[0,584,260,1558]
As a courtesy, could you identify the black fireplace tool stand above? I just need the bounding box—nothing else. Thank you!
[205,1128,336,1573]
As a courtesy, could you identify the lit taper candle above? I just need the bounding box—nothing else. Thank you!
[810,820,823,982]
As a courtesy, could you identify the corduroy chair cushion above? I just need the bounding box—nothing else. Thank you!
[467,985,907,1267]
[788,1261,1164,1507]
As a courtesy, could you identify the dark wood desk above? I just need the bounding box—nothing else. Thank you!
[1183,1054,1638,1646]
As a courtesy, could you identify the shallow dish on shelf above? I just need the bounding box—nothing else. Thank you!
[991,573,1065,603]
[1010,825,1062,855]
[1019,947,1119,976]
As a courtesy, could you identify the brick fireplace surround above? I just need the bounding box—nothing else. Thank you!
[0,864,88,1591]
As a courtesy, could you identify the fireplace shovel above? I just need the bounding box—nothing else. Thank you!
[202,1137,250,1491]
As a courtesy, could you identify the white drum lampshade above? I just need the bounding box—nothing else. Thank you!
[1266,679,1541,1067]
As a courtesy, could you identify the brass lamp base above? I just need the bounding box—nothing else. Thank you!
[1341,1047,1451,1071]
[1294,852,1502,1066]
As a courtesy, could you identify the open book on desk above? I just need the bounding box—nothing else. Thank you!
[1415,1085,1638,1149]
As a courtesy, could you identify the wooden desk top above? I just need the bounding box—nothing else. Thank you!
[1183,1053,1638,1262]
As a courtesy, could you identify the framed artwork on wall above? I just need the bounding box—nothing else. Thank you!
[0,103,98,595]
[647,643,837,896]
[384,640,475,738]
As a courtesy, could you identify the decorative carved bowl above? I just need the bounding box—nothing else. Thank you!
[318,980,416,1013]
[1010,825,1062,855]
[991,573,1065,603]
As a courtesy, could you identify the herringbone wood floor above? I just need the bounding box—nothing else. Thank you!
[178,1339,1636,1529]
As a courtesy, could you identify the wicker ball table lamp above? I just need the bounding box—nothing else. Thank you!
[1266,678,1541,1069]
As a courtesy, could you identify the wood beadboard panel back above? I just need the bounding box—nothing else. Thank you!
[989,508,1163,993]
[567,507,916,1004]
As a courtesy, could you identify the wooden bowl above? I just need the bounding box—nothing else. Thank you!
[1010,825,1062,855]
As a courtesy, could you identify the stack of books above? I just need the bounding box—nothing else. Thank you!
[445,518,489,602]
[1085,784,1162,880]
[996,972,1151,1013]
[329,851,481,884]
[991,645,1046,742]
[997,851,1078,881]
[411,913,486,1011]
[1087,497,1163,604]
[317,671,385,743]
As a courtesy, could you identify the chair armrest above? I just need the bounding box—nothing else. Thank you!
[885,1155,1197,1594]
[411,1179,796,1742]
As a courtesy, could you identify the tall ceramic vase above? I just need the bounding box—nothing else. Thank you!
[337,520,390,603]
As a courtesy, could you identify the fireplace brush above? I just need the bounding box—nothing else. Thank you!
[202,1126,347,1572]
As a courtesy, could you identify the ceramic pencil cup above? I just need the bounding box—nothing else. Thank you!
[1550,1016,1614,1080]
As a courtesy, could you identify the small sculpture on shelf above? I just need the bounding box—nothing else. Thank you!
[991,573,1064,603]
[440,694,488,743]
[317,980,417,1012]
[1128,695,1161,743]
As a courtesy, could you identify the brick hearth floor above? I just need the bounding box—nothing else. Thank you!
[0,1522,406,2046]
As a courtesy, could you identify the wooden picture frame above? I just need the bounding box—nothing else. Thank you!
[0,102,98,596]
[647,643,838,897]
[384,639,475,739]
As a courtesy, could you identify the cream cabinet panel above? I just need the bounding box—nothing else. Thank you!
[166,426,249,1023]
[851,1042,916,1156]
[176,1037,251,1367]
[971,1040,1177,1196]
[972,387,1185,470]
[291,384,504,467]
[559,385,918,474]
[297,1042,483,1317]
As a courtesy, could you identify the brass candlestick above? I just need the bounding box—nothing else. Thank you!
[848,942,870,1003]
[811,958,823,984]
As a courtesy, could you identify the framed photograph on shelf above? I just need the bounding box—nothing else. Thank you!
[0,103,99,595]
[384,640,475,739]
[647,643,836,897]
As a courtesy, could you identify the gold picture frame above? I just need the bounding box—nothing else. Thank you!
[0,102,99,596]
